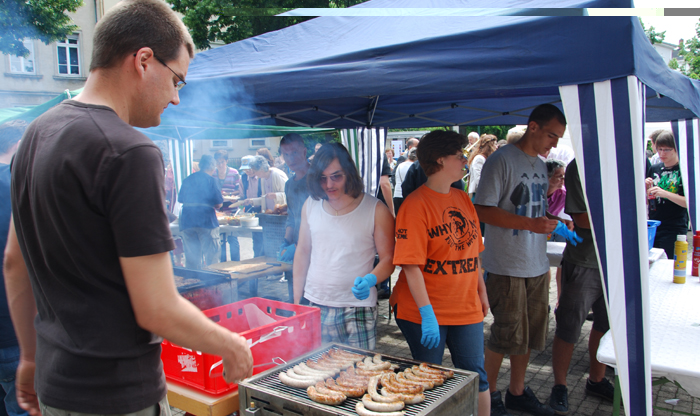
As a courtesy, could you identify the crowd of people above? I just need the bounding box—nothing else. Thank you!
[0,1,689,415]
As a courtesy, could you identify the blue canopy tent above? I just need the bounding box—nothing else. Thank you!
[176,1,700,414]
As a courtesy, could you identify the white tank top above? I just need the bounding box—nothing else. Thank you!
[303,193,379,307]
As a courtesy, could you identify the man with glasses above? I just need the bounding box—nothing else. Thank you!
[4,1,253,415]
[645,130,688,258]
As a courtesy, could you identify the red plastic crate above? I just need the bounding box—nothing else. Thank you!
[161,297,321,395]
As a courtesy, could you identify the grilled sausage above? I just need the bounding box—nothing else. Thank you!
[279,371,318,388]
[306,386,346,405]
[324,378,366,397]
[381,387,425,404]
[362,394,405,412]
[419,362,454,378]
[355,402,405,416]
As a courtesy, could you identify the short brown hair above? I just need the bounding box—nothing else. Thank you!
[417,130,468,176]
[307,143,363,200]
[256,147,275,166]
[213,149,229,161]
[90,0,194,71]
[528,103,566,128]
[654,131,676,150]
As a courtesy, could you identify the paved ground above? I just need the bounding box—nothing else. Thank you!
[171,236,700,416]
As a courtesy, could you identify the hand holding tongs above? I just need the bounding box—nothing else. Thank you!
[208,326,290,378]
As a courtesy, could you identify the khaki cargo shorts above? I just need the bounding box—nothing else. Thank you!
[485,272,549,355]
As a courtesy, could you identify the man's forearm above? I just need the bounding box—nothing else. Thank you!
[475,205,532,231]
[4,221,37,361]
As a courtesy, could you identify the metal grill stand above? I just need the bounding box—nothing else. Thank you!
[238,343,478,416]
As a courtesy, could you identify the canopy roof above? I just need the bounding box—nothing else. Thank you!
[176,0,700,129]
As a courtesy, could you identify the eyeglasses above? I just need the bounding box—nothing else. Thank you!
[319,173,345,183]
[154,55,187,91]
[657,148,675,154]
[132,53,187,90]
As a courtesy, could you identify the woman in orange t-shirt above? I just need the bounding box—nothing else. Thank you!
[390,130,490,416]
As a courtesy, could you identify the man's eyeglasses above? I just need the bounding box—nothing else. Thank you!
[154,55,187,91]
[319,173,345,183]
[657,148,675,154]
[134,53,187,91]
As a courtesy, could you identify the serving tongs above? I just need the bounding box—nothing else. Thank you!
[209,326,290,378]
[209,356,287,378]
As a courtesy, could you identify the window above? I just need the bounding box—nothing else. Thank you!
[57,35,80,75]
[9,39,36,74]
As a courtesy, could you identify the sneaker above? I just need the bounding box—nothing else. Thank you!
[586,378,614,401]
[279,276,288,283]
[505,386,554,416]
[490,391,512,416]
[549,385,569,415]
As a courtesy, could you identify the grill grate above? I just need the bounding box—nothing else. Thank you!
[246,347,470,416]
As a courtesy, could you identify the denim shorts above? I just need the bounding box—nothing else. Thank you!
[394,306,488,392]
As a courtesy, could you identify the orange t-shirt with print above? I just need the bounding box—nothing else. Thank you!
[390,185,485,326]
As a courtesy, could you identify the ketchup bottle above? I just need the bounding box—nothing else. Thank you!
[692,231,700,277]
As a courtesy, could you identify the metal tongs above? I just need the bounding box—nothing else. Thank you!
[209,326,290,378]
[209,356,287,378]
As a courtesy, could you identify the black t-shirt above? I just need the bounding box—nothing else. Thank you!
[284,172,310,244]
[11,101,174,413]
[178,171,223,230]
[376,154,392,205]
[646,162,688,231]
[401,160,465,198]
[0,164,17,349]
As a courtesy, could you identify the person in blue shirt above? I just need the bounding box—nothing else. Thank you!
[0,120,28,416]
[178,154,224,269]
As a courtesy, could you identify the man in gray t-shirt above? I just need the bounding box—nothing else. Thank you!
[474,104,565,416]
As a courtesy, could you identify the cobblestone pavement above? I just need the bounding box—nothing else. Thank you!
[172,237,700,416]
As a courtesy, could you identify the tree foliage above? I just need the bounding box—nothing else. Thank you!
[677,19,700,80]
[166,0,366,50]
[0,0,83,57]
[639,18,665,45]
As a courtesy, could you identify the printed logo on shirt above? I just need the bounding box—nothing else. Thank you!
[510,172,548,236]
[423,256,479,275]
[397,228,408,240]
[426,207,478,251]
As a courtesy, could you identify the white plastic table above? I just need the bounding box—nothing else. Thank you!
[597,258,700,398]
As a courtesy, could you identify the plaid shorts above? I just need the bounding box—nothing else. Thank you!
[309,303,378,350]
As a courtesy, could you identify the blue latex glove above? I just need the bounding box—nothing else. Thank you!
[351,273,377,300]
[552,221,584,246]
[280,244,296,263]
[277,241,291,262]
[418,304,440,349]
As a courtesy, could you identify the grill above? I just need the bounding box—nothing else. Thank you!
[238,343,478,416]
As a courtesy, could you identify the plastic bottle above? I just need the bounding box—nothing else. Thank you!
[673,235,688,284]
[692,231,700,277]
[648,194,657,213]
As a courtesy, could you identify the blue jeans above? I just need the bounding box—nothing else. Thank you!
[0,345,27,416]
[395,313,489,392]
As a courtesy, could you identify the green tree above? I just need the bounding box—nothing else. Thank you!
[167,0,366,51]
[0,0,83,57]
[639,18,665,45]
[677,19,700,80]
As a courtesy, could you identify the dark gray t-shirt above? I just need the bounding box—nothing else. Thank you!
[11,100,174,413]
[474,144,550,277]
[562,160,598,269]
[284,172,310,244]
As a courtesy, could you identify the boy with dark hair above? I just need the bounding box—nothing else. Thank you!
[5,1,252,415]
[475,103,566,416]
